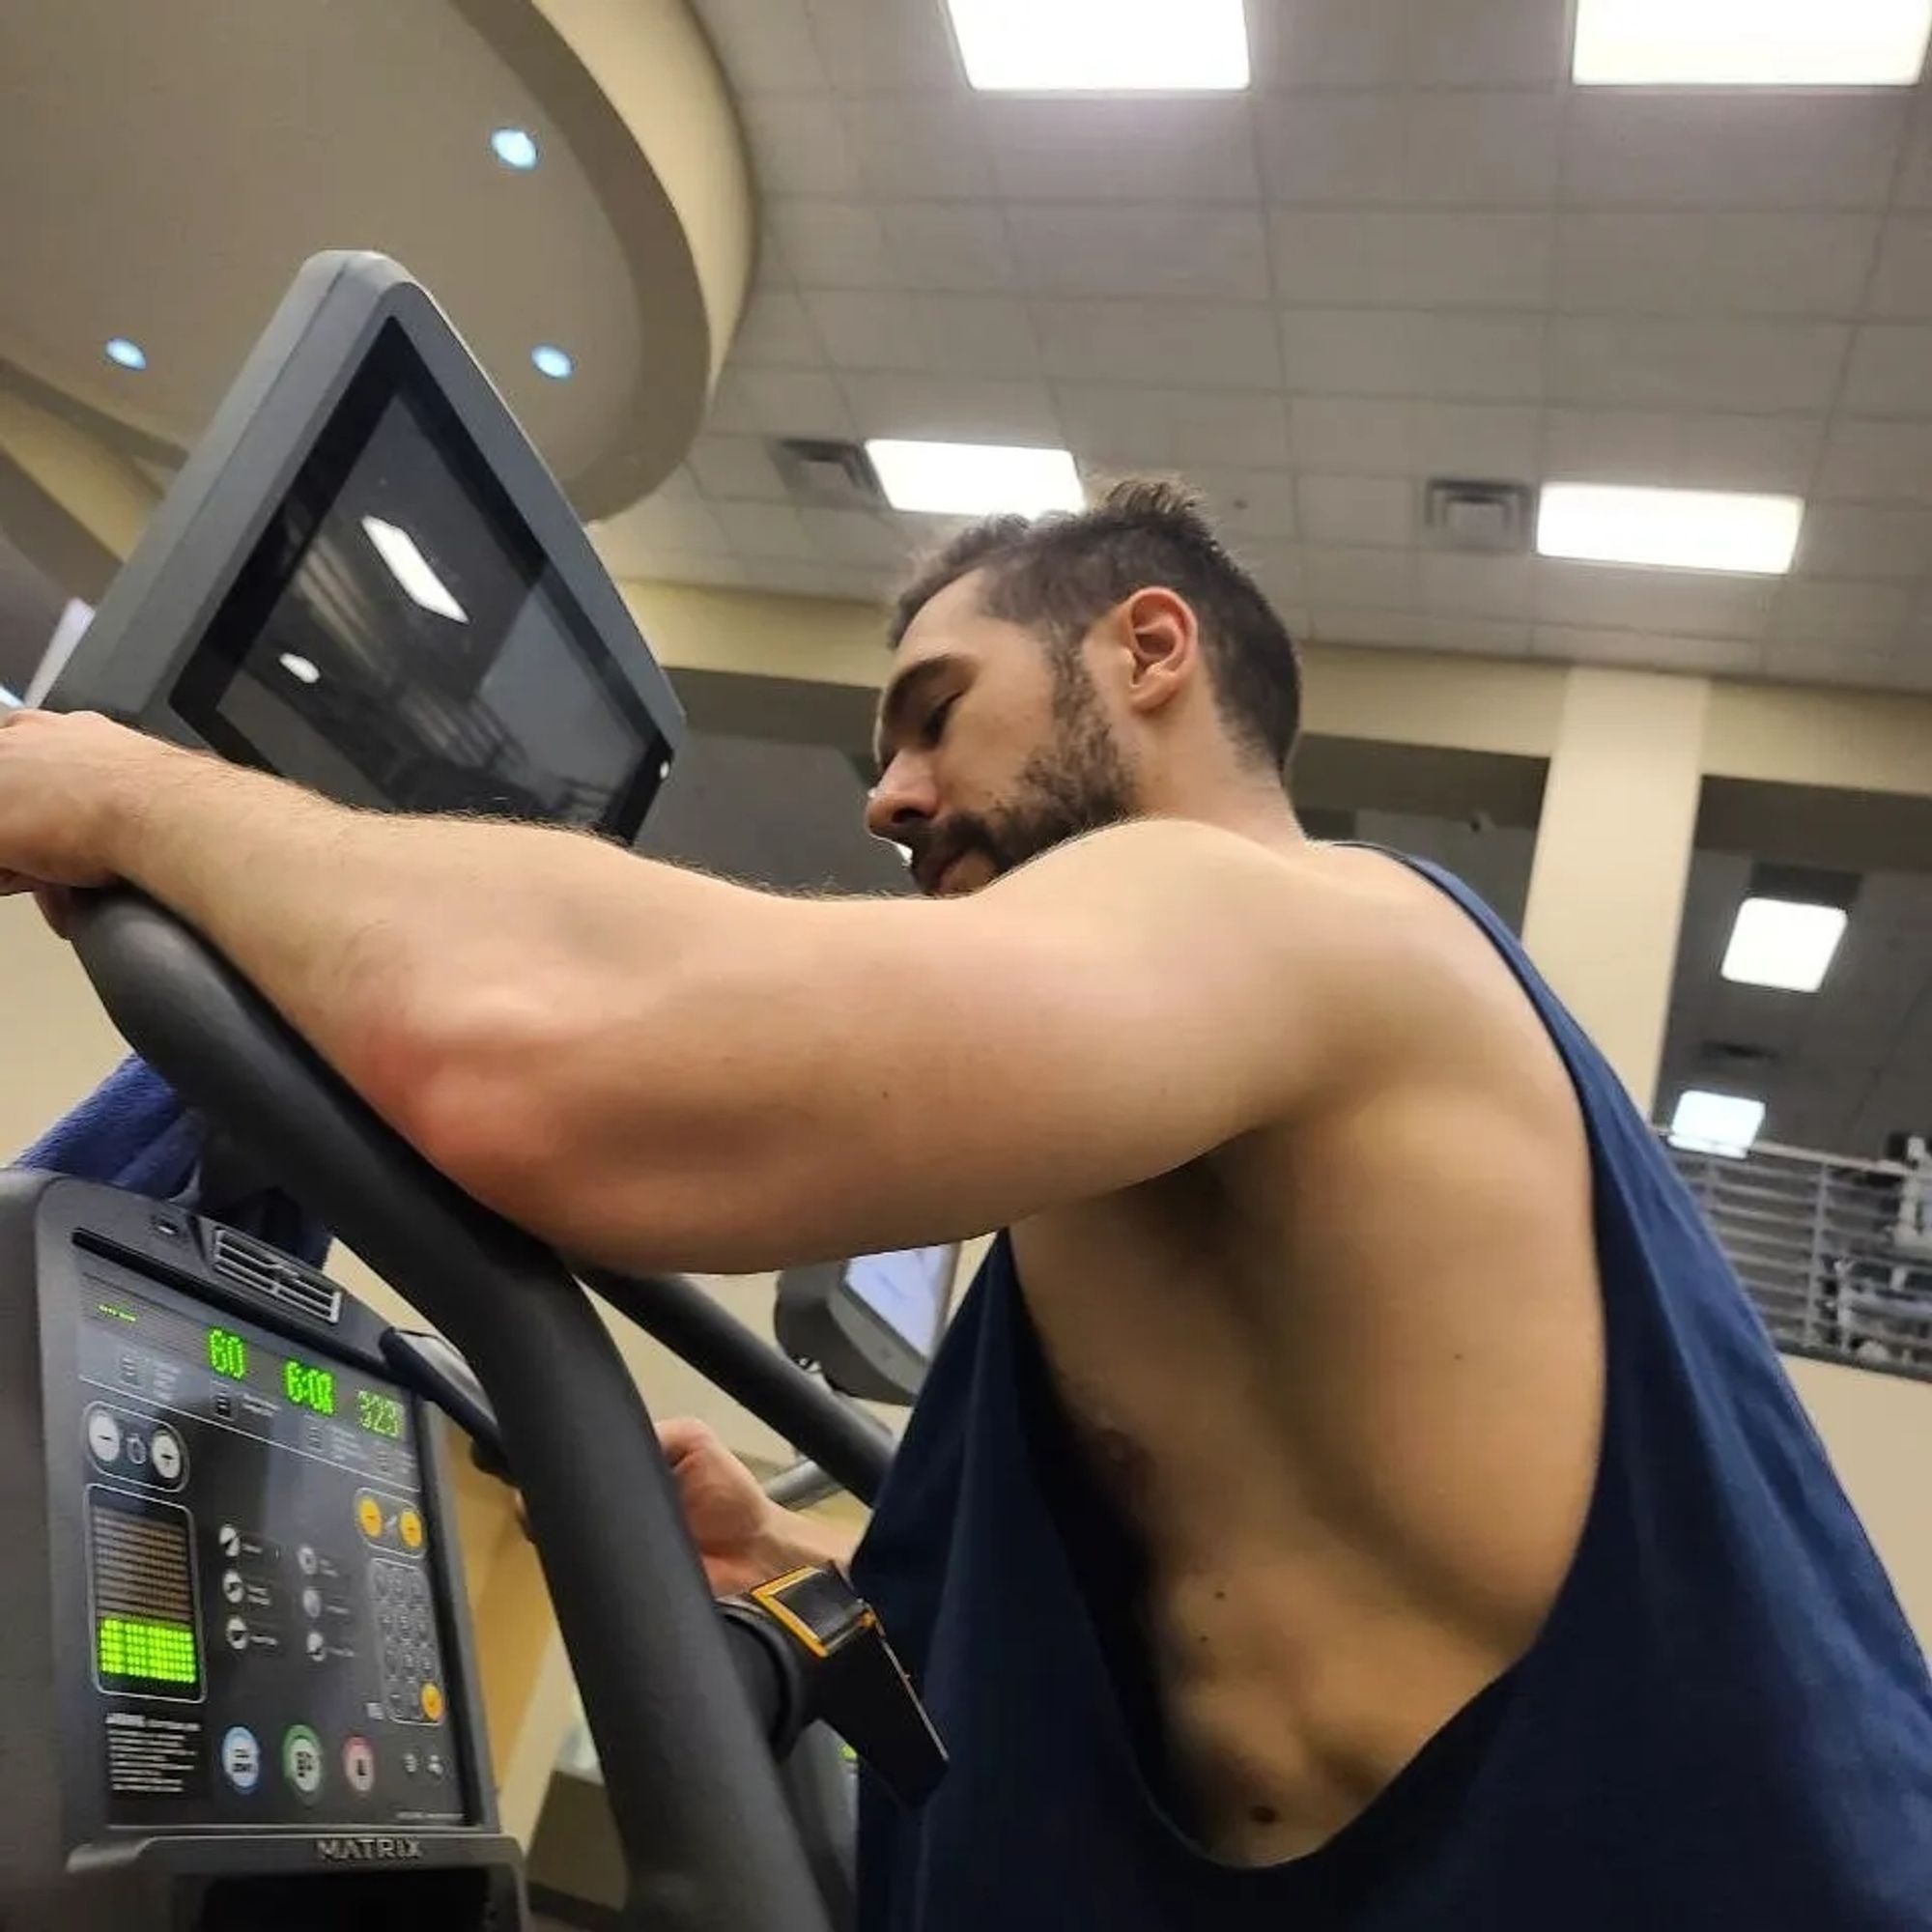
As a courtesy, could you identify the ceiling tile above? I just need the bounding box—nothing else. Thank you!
[1562,95,1906,210]
[842,98,993,199]
[1532,625,1764,678]
[1236,543,1306,609]
[914,296,1042,380]
[1289,399,1539,476]
[838,371,1062,442]
[1843,326,1932,416]
[694,0,830,92]
[1404,0,1569,84]
[747,95,862,196]
[1411,616,1535,657]
[1542,409,1824,494]
[1296,474,1414,547]
[731,289,825,369]
[1554,213,1878,318]
[687,435,790,502]
[1546,318,1848,413]
[1409,403,1543,479]
[1866,220,1932,319]
[1190,467,1300,540]
[715,501,821,561]
[714,367,853,437]
[1289,396,1415,471]
[1417,552,1536,619]
[593,492,732,576]
[796,506,911,567]
[877,204,1016,292]
[1793,504,1932,580]
[805,289,924,369]
[1030,300,1282,392]
[1816,419,1932,503]
[1007,206,1272,300]
[1271,212,1552,309]
[1308,609,1433,648]
[770,200,894,288]
[1280,310,1547,402]
[1054,384,1293,468]
[1304,544,1421,609]
[1260,0,1408,86]
[1770,579,1913,646]
[1259,95,1407,203]
[1761,638,1919,693]
[1532,561,1777,639]
[1895,98,1932,210]
[979,99,1259,202]
[613,552,754,590]
[804,0,960,91]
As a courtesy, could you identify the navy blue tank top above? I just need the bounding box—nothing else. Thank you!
[852,856,1932,1930]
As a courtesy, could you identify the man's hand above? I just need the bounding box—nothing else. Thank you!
[658,1418,858,1598]
[0,709,185,903]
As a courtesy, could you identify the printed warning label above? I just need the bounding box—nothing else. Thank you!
[106,1709,207,1799]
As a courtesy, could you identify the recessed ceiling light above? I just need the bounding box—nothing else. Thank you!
[946,0,1249,91]
[1721,898,1848,993]
[360,515,469,623]
[1536,484,1803,576]
[1575,0,1932,84]
[531,344,574,381]
[278,652,323,687]
[866,439,1084,516]
[490,126,540,170]
[1668,1090,1767,1158]
[103,337,147,371]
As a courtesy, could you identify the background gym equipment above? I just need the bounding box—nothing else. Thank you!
[6,251,925,1930]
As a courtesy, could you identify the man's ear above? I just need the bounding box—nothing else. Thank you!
[1115,587,1201,720]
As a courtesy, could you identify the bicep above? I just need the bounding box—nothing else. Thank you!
[500,827,1371,1273]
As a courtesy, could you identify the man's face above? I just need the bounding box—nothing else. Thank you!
[867,572,1137,897]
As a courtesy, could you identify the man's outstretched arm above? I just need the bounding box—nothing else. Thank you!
[0,711,1403,1271]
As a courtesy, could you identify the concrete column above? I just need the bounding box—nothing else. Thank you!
[1520,667,1710,1115]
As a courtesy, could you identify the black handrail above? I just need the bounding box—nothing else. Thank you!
[68,889,831,1932]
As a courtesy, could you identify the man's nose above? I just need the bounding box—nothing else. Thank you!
[865,755,937,842]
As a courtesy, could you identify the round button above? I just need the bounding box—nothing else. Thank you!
[305,1629,327,1664]
[85,1407,122,1466]
[397,1509,424,1552]
[419,1681,444,1723]
[356,1494,384,1541]
[301,1586,323,1621]
[218,1524,242,1559]
[225,1616,249,1653]
[148,1427,183,1484]
[220,1726,262,1795]
[221,1569,245,1605]
[401,1748,420,1778]
[425,1751,446,1782]
[124,1433,148,1469]
[283,1725,324,1801]
[297,1544,318,1577]
[342,1735,376,1795]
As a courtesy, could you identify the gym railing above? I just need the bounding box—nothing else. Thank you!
[1667,1135,1932,1381]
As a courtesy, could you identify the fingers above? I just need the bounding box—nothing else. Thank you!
[656,1416,722,1466]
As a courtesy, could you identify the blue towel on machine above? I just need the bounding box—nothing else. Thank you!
[14,1055,332,1264]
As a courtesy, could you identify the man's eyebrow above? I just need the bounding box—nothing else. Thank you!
[873,658,955,773]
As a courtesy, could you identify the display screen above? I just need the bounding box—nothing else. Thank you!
[357,1389,405,1440]
[842,1246,956,1358]
[174,324,669,838]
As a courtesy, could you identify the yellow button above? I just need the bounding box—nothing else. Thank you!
[398,1508,424,1552]
[420,1681,443,1723]
[355,1494,384,1540]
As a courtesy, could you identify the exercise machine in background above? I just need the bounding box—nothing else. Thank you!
[4,252,938,1931]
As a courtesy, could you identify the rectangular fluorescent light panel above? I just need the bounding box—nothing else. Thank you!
[947,0,1250,91]
[1536,484,1803,576]
[1721,897,1848,993]
[1669,1090,1767,1158]
[361,515,469,623]
[867,440,1085,517]
[1575,0,1932,84]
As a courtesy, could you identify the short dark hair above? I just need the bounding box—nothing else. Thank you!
[889,477,1301,773]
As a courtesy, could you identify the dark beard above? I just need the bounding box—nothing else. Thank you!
[920,651,1135,886]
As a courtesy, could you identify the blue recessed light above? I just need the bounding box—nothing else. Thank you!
[531,344,574,381]
[104,337,147,371]
[490,126,540,170]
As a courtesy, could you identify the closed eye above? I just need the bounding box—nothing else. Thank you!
[922,695,959,747]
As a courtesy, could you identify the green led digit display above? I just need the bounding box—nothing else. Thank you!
[356,1388,405,1440]
[207,1327,248,1381]
[283,1358,336,1417]
[98,1615,199,1686]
